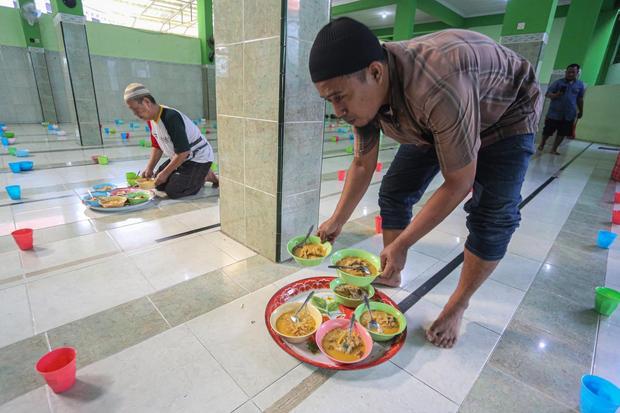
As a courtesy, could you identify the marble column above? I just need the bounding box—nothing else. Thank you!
[53,13,102,146]
[214,0,329,262]
[499,0,558,77]
[28,47,57,123]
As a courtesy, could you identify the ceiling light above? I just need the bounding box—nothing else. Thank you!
[380,11,389,19]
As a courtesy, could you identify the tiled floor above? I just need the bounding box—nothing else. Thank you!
[0,121,618,412]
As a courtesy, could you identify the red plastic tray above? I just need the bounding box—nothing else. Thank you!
[265,276,406,370]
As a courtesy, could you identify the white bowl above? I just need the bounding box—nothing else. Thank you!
[269,302,323,344]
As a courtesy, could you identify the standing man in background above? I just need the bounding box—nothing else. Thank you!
[538,64,585,154]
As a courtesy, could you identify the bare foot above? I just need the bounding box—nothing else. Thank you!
[551,150,561,155]
[373,272,401,287]
[537,145,544,151]
[426,303,466,348]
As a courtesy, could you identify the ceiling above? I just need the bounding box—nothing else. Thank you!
[333,0,572,29]
[3,0,200,36]
[3,0,575,37]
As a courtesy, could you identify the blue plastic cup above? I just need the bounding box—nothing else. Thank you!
[597,231,617,249]
[144,125,149,132]
[5,185,21,200]
[1,137,7,146]
[121,132,128,139]
[104,127,110,134]
[8,162,21,173]
[581,375,620,413]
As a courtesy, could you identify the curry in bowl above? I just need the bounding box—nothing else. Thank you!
[336,256,378,276]
[321,327,366,363]
[293,243,326,259]
[360,310,400,335]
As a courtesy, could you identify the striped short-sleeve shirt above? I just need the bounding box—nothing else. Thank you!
[355,29,542,172]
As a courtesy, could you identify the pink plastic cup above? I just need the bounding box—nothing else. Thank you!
[35,347,77,393]
[376,162,383,172]
[337,170,346,181]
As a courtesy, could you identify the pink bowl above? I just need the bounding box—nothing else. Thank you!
[315,318,373,364]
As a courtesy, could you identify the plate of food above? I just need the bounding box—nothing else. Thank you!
[85,190,155,212]
[265,276,406,370]
[92,183,117,192]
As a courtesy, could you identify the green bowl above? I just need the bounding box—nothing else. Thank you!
[595,286,620,316]
[354,301,407,342]
[287,235,332,267]
[4,132,14,138]
[330,248,380,287]
[126,192,150,205]
[329,278,375,308]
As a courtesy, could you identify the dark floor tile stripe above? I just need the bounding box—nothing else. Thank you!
[264,369,336,413]
[0,334,48,405]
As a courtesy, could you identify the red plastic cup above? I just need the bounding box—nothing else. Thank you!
[35,347,77,393]
[376,162,383,172]
[11,228,33,250]
[615,192,620,204]
[337,170,346,181]
[375,215,382,234]
[613,211,620,225]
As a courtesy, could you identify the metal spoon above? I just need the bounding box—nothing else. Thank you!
[293,224,314,252]
[342,313,357,352]
[328,265,371,276]
[363,294,382,333]
[290,291,315,324]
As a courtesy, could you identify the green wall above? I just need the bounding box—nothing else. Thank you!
[467,25,501,41]
[501,0,557,36]
[2,7,201,66]
[0,6,27,47]
[575,84,620,144]
[85,21,201,65]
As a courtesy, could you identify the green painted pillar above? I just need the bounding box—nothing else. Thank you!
[499,0,558,74]
[581,10,619,86]
[553,0,605,75]
[51,0,102,145]
[197,0,216,120]
[17,0,57,123]
[393,0,417,41]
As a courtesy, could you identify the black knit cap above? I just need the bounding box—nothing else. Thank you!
[309,17,384,83]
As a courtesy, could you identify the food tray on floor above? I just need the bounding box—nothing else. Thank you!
[264,276,406,370]
[85,188,155,212]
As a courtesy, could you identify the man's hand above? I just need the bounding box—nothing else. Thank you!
[154,171,170,187]
[380,241,408,280]
[142,169,154,179]
[317,216,344,243]
[577,111,583,119]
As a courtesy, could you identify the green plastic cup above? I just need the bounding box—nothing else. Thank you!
[286,235,332,267]
[330,248,381,287]
[126,172,138,186]
[8,147,16,156]
[97,156,109,165]
[354,301,407,342]
[138,139,145,146]
[211,162,218,172]
[345,145,353,154]
[595,287,620,316]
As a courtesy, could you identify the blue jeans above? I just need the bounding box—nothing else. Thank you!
[378,134,535,261]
